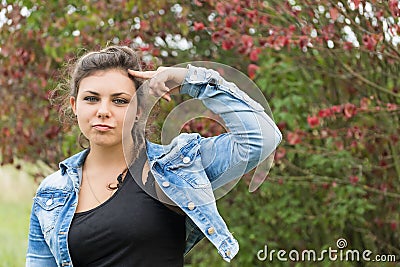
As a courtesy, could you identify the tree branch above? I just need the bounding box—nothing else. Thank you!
[342,63,400,98]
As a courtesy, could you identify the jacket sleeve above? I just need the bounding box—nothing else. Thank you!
[180,65,282,190]
[26,203,58,267]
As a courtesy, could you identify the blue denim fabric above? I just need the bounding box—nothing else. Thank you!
[26,65,282,266]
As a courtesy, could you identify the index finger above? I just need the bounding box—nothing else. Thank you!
[128,69,157,79]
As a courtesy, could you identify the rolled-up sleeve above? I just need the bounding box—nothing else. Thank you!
[180,65,282,190]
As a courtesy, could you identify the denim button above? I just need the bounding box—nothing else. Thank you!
[46,199,53,206]
[162,181,170,187]
[182,156,190,164]
[188,202,195,210]
[207,227,215,235]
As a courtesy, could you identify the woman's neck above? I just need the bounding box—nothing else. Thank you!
[85,144,128,171]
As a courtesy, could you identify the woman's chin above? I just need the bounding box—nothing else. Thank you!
[89,137,121,149]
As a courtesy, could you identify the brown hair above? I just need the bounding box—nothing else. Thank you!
[53,45,156,160]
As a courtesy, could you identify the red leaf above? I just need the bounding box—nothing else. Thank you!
[307,115,320,128]
[317,108,332,118]
[260,15,269,25]
[331,105,342,113]
[2,127,10,137]
[390,134,399,144]
[330,7,339,21]
[380,183,388,193]
[211,31,222,43]
[241,35,253,49]
[216,2,226,15]
[287,131,302,145]
[359,97,370,110]
[343,41,353,51]
[387,103,398,111]
[193,22,205,31]
[343,103,357,118]
[335,141,344,150]
[140,21,150,31]
[246,10,257,22]
[390,221,397,231]
[222,39,235,50]
[247,64,259,79]
[249,48,261,61]
[225,16,237,28]
[274,147,286,161]
[389,0,400,17]
[299,36,309,49]
[277,121,287,131]
[362,34,377,51]
[276,36,290,49]
[375,10,384,19]
[321,24,335,41]
[349,175,359,185]
[193,0,203,6]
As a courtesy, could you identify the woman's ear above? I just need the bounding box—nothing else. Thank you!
[70,96,77,115]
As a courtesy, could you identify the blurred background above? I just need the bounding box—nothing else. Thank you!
[0,0,399,266]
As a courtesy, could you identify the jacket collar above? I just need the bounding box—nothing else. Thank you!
[145,140,165,162]
[59,149,89,175]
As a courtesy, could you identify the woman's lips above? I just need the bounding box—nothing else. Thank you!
[92,124,114,131]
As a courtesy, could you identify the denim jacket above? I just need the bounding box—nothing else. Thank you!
[26,65,282,266]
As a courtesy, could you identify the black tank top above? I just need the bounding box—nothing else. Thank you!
[68,151,186,267]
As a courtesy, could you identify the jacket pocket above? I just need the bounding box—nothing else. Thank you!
[34,192,68,238]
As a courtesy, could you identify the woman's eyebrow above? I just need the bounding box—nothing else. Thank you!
[82,90,100,95]
[111,92,132,97]
[82,90,132,97]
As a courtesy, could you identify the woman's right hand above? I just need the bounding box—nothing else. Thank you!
[128,67,188,101]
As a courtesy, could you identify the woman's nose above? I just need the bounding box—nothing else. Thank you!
[96,102,111,118]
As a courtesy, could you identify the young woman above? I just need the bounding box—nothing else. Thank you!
[26,46,282,266]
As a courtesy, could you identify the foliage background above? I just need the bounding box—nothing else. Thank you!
[0,0,399,266]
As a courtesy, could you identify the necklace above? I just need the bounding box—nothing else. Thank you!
[84,167,128,204]
[107,168,129,190]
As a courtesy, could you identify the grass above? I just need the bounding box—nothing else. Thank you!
[0,162,49,267]
[0,200,32,266]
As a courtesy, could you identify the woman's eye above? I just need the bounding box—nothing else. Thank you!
[113,98,129,105]
[83,96,98,102]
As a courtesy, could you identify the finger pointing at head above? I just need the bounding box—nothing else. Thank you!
[128,69,157,79]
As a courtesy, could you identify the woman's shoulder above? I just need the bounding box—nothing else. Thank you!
[36,169,70,193]
[36,170,66,193]
[35,150,87,194]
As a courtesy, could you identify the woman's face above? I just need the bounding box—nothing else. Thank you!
[70,69,138,149]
